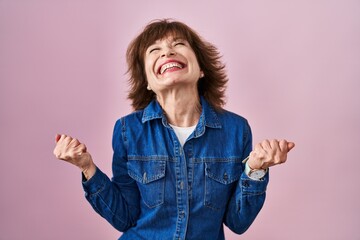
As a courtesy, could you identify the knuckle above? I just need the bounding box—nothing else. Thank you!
[79,144,87,151]
[68,150,76,158]
[279,140,287,148]
[256,151,264,159]
[64,136,72,141]
[53,149,61,158]
[54,152,61,158]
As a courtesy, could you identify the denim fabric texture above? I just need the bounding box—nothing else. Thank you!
[82,97,269,240]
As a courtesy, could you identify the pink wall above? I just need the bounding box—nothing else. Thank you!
[1,0,359,239]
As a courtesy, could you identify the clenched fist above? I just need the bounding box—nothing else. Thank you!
[53,134,96,179]
[247,139,295,170]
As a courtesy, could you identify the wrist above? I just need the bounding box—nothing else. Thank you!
[247,159,262,170]
[80,154,96,180]
[82,161,96,180]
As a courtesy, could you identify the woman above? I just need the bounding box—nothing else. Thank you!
[53,19,295,240]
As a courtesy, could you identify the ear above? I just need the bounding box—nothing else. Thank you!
[200,71,204,78]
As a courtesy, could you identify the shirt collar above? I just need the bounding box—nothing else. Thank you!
[141,96,222,130]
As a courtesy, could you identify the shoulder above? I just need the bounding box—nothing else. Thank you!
[216,109,252,142]
[112,110,144,132]
[121,110,144,122]
[216,109,250,127]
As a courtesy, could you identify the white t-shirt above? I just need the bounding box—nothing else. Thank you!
[169,124,196,146]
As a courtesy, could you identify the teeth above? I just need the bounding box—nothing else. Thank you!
[160,62,183,74]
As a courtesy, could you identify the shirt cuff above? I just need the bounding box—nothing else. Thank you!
[82,167,109,196]
[240,170,269,194]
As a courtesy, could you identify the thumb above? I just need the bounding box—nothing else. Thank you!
[287,142,295,152]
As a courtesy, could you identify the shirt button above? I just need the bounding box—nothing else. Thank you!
[179,210,185,218]
[223,172,228,181]
[242,180,250,187]
[180,181,184,190]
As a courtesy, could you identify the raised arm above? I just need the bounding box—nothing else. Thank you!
[52,124,140,232]
[224,122,295,234]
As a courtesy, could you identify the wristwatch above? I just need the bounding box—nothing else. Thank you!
[243,157,267,180]
[247,166,267,180]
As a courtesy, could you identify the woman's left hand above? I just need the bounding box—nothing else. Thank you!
[247,139,295,170]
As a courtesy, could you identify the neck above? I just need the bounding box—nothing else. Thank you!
[156,87,201,127]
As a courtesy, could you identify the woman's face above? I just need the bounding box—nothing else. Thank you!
[144,35,202,93]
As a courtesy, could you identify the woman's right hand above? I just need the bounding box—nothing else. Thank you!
[53,134,96,180]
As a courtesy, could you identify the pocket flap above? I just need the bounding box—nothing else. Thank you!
[205,161,241,184]
[128,159,166,184]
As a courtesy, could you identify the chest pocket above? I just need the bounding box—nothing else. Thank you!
[127,159,166,208]
[204,161,242,210]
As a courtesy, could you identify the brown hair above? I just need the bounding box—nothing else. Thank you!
[126,19,228,111]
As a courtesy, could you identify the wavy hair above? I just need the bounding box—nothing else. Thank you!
[126,19,228,111]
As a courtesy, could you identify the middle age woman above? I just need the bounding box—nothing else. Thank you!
[53,19,295,240]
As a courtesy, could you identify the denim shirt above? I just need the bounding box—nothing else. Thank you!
[82,97,269,240]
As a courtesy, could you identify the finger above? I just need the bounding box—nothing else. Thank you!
[260,139,271,151]
[55,134,61,143]
[53,134,67,158]
[269,139,281,151]
[62,135,73,145]
[75,143,87,155]
[279,140,288,152]
[69,138,81,148]
[278,140,296,152]
[287,142,295,152]
[57,134,67,143]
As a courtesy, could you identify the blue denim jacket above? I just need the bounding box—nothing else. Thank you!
[82,97,269,240]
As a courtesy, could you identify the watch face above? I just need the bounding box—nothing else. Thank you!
[250,169,266,179]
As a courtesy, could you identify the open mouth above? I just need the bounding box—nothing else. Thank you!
[158,61,185,75]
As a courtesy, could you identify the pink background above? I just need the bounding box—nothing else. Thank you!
[1,0,359,239]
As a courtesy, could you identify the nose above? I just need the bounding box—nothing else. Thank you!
[161,47,176,58]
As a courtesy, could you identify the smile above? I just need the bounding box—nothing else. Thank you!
[158,61,185,75]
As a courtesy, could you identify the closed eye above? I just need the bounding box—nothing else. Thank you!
[149,48,160,54]
[174,42,185,46]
